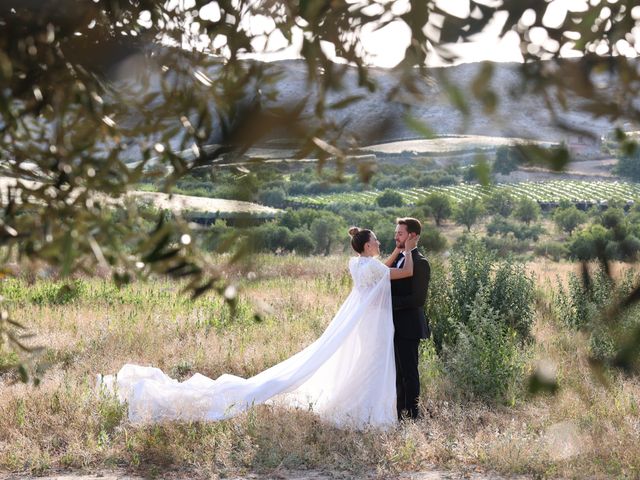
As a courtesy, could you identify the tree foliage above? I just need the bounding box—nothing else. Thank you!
[376,189,404,208]
[553,205,588,236]
[514,198,541,226]
[617,146,640,182]
[421,192,453,227]
[454,198,485,232]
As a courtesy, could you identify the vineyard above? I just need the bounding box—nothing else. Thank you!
[291,180,640,206]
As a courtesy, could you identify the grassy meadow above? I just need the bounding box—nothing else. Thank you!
[0,254,639,479]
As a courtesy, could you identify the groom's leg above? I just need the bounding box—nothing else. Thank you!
[395,338,421,419]
[393,336,407,419]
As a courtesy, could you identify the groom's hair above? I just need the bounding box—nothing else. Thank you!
[396,217,422,235]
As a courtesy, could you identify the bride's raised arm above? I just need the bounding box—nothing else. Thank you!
[383,246,403,267]
[389,236,418,280]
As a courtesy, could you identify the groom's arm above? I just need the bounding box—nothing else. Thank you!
[391,257,430,310]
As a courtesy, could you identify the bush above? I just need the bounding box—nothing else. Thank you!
[534,241,568,261]
[376,189,404,208]
[310,215,346,255]
[443,289,526,404]
[514,198,541,225]
[258,188,287,208]
[483,190,514,217]
[493,146,523,175]
[483,234,530,256]
[430,239,535,350]
[555,266,624,330]
[568,224,610,260]
[252,224,292,253]
[490,261,536,340]
[419,224,448,253]
[486,216,545,241]
[617,148,640,181]
[420,192,453,226]
[554,266,640,363]
[287,231,316,255]
[453,198,485,232]
[553,205,588,236]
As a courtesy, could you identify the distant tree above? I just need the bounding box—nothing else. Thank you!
[617,149,640,182]
[279,210,302,230]
[419,225,448,253]
[514,198,541,226]
[376,189,404,208]
[287,231,316,256]
[258,188,287,208]
[493,146,523,175]
[254,224,292,252]
[421,193,453,227]
[569,225,610,260]
[484,190,515,217]
[553,206,588,236]
[454,198,485,232]
[310,216,346,255]
[600,207,627,231]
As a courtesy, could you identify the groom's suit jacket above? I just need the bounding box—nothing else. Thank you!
[391,249,430,339]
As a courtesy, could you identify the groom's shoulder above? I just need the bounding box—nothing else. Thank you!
[414,249,429,262]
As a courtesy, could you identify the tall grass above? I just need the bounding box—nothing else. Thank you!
[0,255,639,478]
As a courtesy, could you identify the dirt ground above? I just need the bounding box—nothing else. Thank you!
[0,469,533,480]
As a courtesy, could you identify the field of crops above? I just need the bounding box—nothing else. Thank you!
[291,180,640,206]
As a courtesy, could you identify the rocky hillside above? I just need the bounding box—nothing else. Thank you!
[118,54,628,162]
[262,59,615,150]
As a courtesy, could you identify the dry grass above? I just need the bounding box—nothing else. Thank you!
[0,255,639,478]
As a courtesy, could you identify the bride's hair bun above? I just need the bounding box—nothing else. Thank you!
[349,227,373,253]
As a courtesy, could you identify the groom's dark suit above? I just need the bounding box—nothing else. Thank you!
[391,248,430,420]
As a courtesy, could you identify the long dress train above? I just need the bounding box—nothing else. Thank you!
[99,256,396,429]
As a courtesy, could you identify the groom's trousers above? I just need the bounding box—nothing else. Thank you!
[394,337,420,419]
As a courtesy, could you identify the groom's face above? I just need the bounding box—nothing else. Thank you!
[394,224,412,249]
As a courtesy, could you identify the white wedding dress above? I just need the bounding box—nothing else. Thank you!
[100,256,396,429]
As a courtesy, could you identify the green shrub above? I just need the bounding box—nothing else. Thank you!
[490,261,536,340]
[419,224,447,253]
[287,231,316,255]
[554,266,640,363]
[553,205,588,236]
[443,289,526,404]
[554,265,630,330]
[258,188,287,208]
[483,190,515,217]
[514,198,541,225]
[486,216,545,241]
[376,189,404,208]
[568,224,610,260]
[482,234,530,256]
[420,192,453,226]
[430,240,535,350]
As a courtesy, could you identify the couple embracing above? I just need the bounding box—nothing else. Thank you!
[102,218,430,428]
[348,217,430,421]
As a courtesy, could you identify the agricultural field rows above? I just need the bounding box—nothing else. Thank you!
[291,180,640,206]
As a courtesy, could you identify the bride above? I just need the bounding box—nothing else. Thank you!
[100,227,417,429]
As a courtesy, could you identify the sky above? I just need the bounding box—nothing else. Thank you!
[165,0,640,68]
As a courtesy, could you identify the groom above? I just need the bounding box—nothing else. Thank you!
[391,217,430,420]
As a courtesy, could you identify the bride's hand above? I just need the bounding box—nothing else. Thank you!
[404,236,418,252]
